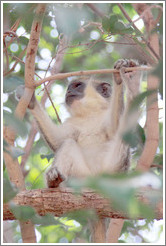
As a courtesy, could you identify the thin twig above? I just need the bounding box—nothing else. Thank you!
[44,85,62,124]
[35,66,152,87]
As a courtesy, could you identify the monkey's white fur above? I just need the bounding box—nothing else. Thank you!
[30,60,142,184]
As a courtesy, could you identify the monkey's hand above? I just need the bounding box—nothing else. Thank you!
[114,59,141,97]
[15,85,36,109]
[46,166,65,188]
[113,59,139,84]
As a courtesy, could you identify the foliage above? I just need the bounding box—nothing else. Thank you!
[3,2,163,244]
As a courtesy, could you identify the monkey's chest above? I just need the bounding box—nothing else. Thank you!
[77,130,107,147]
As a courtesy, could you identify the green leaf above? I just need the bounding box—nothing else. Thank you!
[122,129,139,147]
[10,204,36,221]
[31,214,60,226]
[3,178,18,203]
[114,20,126,31]
[4,76,24,93]
[152,60,163,99]
[19,36,29,46]
[123,124,145,147]
[3,111,28,137]
[64,209,97,226]
[136,124,146,146]
[41,153,54,162]
[151,8,160,20]
[153,154,163,166]
[102,16,111,32]
[129,89,156,113]
[68,172,161,219]
[102,14,121,33]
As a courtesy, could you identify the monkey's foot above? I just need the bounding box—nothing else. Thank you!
[113,59,139,84]
[46,166,65,188]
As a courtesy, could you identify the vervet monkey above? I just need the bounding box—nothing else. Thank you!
[20,59,142,242]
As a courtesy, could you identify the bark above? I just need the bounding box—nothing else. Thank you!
[3,188,162,221]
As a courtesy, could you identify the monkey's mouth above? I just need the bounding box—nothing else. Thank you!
[65,95,80,105]
[65,91,84,105]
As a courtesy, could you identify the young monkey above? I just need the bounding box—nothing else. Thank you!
[24,59,142,242]
[28,59,141,188]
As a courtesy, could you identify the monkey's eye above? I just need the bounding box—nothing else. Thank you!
[96,83,111,98]
[73,82,82,88]
[68,81,85,93]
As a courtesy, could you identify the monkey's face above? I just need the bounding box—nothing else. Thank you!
[65,78,111,116]
[65,80,86,106]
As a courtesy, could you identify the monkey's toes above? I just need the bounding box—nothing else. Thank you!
[46,169,65,188]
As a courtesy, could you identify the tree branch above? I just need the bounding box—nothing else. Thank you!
[34,66,152,87]
[3,188,162,221]
[15,3,46,120]
[135,3,160,171]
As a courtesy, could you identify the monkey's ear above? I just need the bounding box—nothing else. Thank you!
[96,83,111,98]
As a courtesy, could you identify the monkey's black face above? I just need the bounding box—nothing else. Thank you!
[65,80,86,106]
[65,80,111,106]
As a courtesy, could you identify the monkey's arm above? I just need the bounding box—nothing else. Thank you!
[30,100,73,152]
[107,59,141,138]
[107,82,124,138]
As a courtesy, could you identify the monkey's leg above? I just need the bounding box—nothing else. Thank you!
[46,138,91,188]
